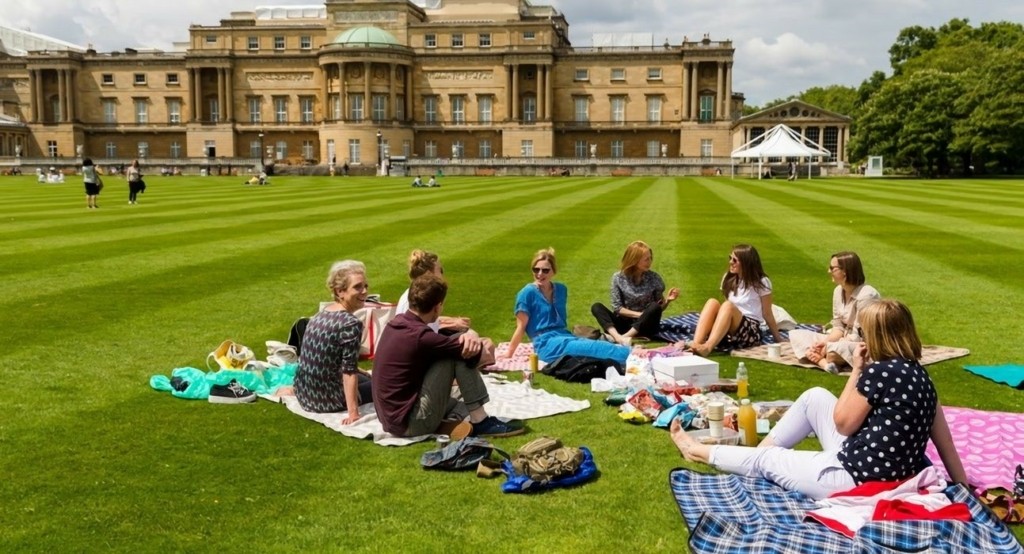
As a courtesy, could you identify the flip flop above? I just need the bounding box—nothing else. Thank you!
[979,489,1012,521]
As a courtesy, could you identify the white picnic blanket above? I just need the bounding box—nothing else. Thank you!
[262,374,590,446]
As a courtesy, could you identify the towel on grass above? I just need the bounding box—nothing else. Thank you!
[730,343,970,373]
[670,467,1022,554]
[261,374,589,446]
[964,364,1024,389]
[924,405,1024,492]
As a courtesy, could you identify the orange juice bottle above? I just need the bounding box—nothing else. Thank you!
[738,399,758,446]
[736,362,748,398]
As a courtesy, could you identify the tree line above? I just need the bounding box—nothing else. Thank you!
[748,19,1024,176]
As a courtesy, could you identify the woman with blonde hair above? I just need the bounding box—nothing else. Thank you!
[591,240,679,346]
[294,260,373,424]
[395,249,470,334]
[789,251,880,373]
[503,248,632,364]
[670,299,967,499]
[678,244,783,356]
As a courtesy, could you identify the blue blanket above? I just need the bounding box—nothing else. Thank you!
[670,468,1024,554]
[657,312,822,347]
[964,364,1024,389]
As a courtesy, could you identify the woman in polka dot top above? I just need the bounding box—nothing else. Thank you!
[670,299,967,500]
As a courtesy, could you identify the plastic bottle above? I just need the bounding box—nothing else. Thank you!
[524,353,538,387]
[738,399,757,446]
[735,361,748,398]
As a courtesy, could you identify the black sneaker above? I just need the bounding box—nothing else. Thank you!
[208,380,256,404]
[471,416,525,438]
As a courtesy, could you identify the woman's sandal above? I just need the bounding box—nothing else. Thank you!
[979,489,1013,521]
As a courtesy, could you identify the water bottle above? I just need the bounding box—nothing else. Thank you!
[738,399,758,446]
[736,361,748,398]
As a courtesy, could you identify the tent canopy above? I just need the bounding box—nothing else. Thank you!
[731,124,830,159]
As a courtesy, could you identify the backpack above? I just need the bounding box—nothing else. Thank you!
[509,436,584,484]
[542,355,623,383]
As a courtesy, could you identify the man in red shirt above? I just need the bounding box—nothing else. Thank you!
[372,274,524,439]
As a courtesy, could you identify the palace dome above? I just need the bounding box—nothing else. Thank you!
[332,26,401,47]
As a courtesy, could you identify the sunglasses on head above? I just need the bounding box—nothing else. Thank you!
[532,267,551,274]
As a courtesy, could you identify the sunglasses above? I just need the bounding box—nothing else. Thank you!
[728,256,739,263]
[532,267,551,274]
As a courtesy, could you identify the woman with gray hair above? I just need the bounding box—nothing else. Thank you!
[294,260,373,423]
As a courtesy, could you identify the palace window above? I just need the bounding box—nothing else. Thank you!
[647,96,662,123]
[274,36,285,50]
[452,140,464,158]
[205,35,216,44]
[247,37,259,50]
[137,142,149,158]
[520,140,533,157]
[395,95,405,121]
[101,74,114,86]
[166,73,179,85]
[170,141,182,159]
[523,31,535,40]
[478,95,492,123]
[275,141,287,160]
[699,94,714,122]
[452,34,464,48]
[274,97,288,123]
[574,69,589,81]
[300,36,312,50]
[372,94,387,123]
[647,67,662,80]
[611,68,626,81]
[209,98,219,122]
[823,127,839,162]
[610,96,626,124]
[348,139,360,163]
[102,99,117,124]
[300,97,314,123]
[302,140,314,160]
[425,34,437,48]
[575,140,587,158]
[248,97,261,123]
[701,139,713,158]
[424,95,437,123]
[479,33,491,48]
[134,99,148,124]
[647,140,660,157]
[168,99,181,124]
[349,94,364,121]
[134,73,147,85]
[611,140,624,158]
[522,95,536,123]
[250,140,261,158]
[451,96,465,124]
[425,140,437,157]
[479,139,491,158]
[574,96,589,122]
[105,142,116,158]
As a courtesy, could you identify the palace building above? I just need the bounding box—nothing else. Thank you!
[0,0,850,169]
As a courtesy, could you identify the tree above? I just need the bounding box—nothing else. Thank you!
[888,25,938,73]
[952,48,1024,173]
[800,85,859,120]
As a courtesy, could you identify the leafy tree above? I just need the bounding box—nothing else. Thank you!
[952,48,1024,173]
[799,85,859,120]
[889,25,938,73]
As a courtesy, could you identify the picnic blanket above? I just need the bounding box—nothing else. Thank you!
[656,311,823,346]
[730,342,971,372]
[670,467,1024,554]
[964,364,1024,389]
[483,342,543,372]
[262,374,589,446]
[925,406,1024,492]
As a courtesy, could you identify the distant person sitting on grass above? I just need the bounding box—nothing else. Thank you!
[411,175,424,187]
[373,274,524,439]
[427,176,439,187]
[670,299,967,500]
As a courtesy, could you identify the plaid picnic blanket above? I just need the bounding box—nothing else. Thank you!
[670,468,1024,554]
[657,312,823,346]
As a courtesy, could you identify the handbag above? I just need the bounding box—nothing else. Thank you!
[207,340,255,370]
[353,301,397,359]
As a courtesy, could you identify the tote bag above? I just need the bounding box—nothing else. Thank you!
[353,301,396,359]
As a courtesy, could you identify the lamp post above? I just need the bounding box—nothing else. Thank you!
[257,131,264,171]
[376,129,383,176]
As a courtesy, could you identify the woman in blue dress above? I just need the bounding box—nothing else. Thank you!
[502,248,632,364]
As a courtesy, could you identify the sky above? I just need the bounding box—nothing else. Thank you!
[2,0,1021,106]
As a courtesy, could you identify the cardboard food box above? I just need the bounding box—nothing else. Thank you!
[652,355,720,387]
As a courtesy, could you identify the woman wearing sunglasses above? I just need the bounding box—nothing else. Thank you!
[678,244,783,356]
[789,251,880,373]
[502,248,632,364]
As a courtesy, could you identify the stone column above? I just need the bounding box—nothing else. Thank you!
[363,62,371,122]
[57,69,65,122]
[37,70,45,122]
[511,64,519,121]
[338,62,346,120]
[216,68,225,122]
[681,62,689,120]
[405,65,413,122]
[225,67,234,122]
[27,70,35,123]
[389,64,397,121]
[545,64,553,122]
[725,63,733,119]
[690,63,699,121]
[321,64,329,120]
[716,62,724,120]
[68,70,76,121]
[537,65,545,121]
[193,68,202,122]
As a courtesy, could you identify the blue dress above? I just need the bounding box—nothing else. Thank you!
[515,282,630,364]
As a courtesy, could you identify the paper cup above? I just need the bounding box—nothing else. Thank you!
[706,402,725,437]
[767,344,781,359]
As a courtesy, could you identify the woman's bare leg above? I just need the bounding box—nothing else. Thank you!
[670,418,711,463]
[692,301,742,357]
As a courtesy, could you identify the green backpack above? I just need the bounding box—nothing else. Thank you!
[510,436,584,484]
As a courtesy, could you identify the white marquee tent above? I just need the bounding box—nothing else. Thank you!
[731,124,831,179]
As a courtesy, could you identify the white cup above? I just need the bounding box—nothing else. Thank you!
[706,401,725,438]
[767,344,781,360]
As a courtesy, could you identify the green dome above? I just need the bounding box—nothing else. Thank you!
[332,26,401,47]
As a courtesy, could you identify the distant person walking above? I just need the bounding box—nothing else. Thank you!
[82,158,102,210]
[127,159,143,204]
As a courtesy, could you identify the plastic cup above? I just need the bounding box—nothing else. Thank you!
[767,344,781,360]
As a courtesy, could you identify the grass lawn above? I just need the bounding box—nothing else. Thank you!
[1,174,1022,551]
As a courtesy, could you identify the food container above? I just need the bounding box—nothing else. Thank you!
[687,428,741,446]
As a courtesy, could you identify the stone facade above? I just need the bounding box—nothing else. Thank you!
[0,0,850,166]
